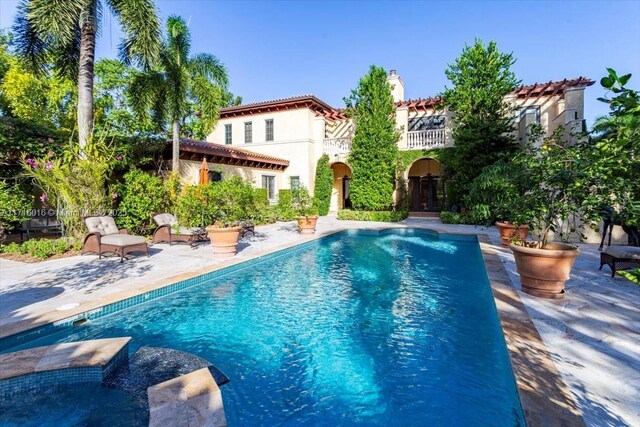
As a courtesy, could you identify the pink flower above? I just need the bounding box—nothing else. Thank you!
[47,151,54,157]
[111,192,118,199]
[25,157,35,167]
[40,193,48,202]
[45,161,53,171]
[115,155,123,161]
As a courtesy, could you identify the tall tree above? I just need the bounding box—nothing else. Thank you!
[438,39,520,207]
[129,15,228,172]
[345,65,400,210]
[12,0,161,149]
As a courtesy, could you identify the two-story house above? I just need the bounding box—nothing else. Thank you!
[174,70,594,214]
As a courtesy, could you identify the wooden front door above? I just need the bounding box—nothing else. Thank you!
[410,174,440,211]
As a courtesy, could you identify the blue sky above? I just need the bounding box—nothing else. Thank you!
[1,0,639,126]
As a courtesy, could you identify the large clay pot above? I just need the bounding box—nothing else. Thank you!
[509,242,580,299]
[496,221,529,247]
[297,216,318,234]
[205,225,241,257]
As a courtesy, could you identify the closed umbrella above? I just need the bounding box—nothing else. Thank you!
[199,157,209,185]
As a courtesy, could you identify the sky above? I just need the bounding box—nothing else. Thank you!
[1,0,639,127]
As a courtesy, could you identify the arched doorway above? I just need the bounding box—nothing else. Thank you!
[330,162,352,211]
[407,158,442,212]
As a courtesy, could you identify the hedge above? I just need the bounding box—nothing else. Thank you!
[313,154,332,215]
[337,209,408,222]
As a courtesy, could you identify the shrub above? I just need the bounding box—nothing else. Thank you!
[276,189,296,221]
[313,155,332,215]
[337,209,408,222]
[291,186,318,217]
[115,169,167,235]
[0,181,31,243]
[440,211,473,224]
[2,238,71,259]
[175,184,214,227]
[345,65,400,210]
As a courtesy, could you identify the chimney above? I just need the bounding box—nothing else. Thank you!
[387,69,404,102]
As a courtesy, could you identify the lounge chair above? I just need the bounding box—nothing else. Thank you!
[82,216,148,263]
[599,245,640,277]
[152,213,207,247]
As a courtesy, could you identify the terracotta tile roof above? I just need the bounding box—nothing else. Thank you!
[175,139,289,170]
[512,76,595,99]
[218,77,594,119]
[219,95,334,118]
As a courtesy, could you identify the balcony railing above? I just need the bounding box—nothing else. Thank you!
[323,137,352,154]
[407,129,447,149]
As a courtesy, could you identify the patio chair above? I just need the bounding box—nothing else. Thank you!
[152,213,207,247]
[599,245,640,277]
[82,216,148,263]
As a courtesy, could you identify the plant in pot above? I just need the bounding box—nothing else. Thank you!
[292,186,319,234]
[508,127,584,299]
[467,160,532,246]
[203,178,254,257]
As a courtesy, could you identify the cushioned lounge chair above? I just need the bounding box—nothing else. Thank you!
[152,213,207,247]
[600,245,640,277]
[82,216,148,263]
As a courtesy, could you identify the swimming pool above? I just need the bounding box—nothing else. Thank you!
[2,229,525,426]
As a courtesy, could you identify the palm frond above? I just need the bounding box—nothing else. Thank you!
[49,25,81,81]
[28,0,87,44]
[128,70,166,127]
[12,0,50,75]
[165,15,190,67]
[188,53,228,87]
[108,0,161,69]
[190,75,223,133]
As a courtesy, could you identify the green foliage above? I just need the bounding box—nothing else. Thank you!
[129,15,228,170]
[291,186,318,217]
[510,126,584,246]
[2,238,71,259]
[313,155,332,216]
[581,70,640,227]
[22,137,118,239]
[254,188,269,207]
[345,65,400,210]
[617,269,640,285]
[276,189,296,221]
[337,209,408,222]
[0,180,32,241]
[396,149,442,173]
[466,160,532,225]
[115,169,167,235]
[440,211,474,225]
[175,177,255,228]
[438,39,520,207]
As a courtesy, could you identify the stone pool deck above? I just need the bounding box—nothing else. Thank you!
[0,216,638,426]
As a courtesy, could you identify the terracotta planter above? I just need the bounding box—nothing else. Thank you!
[297,216,318,234]
[496,221,530,247]
[205,225,241,257]
[509,242,580,299]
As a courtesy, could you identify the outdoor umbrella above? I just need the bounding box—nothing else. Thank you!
[199,157,209,185]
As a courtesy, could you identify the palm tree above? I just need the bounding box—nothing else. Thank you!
[129,15,228,172]
[13,0,161,149]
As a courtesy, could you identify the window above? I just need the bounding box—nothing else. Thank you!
[262,175,275,200]
[244,121,252,143]
[290,176,300,190]
[224,124,232,145]
[209,171,222,182]
[265,119,274,142]
[516,106,540,124]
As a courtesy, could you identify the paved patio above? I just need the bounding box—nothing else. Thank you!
[0,216,638,426]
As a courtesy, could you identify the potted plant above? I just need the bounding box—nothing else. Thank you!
[467,161,531,246]
[292,186,319,234]
[200,178,253,257]
[508,127,582,299]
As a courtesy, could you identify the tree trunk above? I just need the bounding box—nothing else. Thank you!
[172,120,180,172]
[77,21,96,151]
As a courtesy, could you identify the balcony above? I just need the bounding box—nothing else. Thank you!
[323,137,352,155]
[406,129,447,150]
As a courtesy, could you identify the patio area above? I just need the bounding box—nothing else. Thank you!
[0,216,638,426]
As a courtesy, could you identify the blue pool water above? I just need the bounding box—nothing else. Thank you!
[2,229,525,426]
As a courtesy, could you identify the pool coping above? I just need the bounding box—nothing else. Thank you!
[0,225,585,426]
